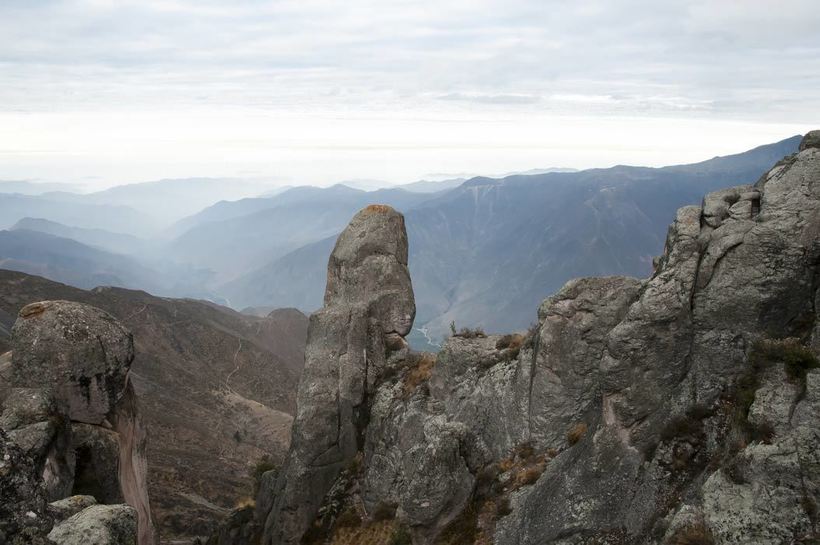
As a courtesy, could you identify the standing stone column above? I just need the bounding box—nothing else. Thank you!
[261,205,415,545]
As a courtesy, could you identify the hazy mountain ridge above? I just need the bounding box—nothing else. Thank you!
[225,135,803,341]
[165,184,442,281]
[11,217,148,254]
[0,135,804,345]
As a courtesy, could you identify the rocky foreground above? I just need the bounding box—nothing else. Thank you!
[0,300,154,544]
[210,131,820,545]
[0,276,308,541]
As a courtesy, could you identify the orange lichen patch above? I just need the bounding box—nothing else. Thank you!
[362,204,395,215]
[19,301,48,318]
[328,519,397,545]
[402,352,437,398]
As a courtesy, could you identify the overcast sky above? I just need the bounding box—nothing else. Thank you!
[1,0,819,189]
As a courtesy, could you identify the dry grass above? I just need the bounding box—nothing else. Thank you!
[515,466,543,486]
[234,497,255,509]
[328,519,398,545]
[667,519,715,545]
[402,353,437,398]
[751,337,819,379]
[566,422,588,446]
[454,327,487,339]
[496,334,524,351]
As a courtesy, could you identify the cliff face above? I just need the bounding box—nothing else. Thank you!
[248,132,820,545]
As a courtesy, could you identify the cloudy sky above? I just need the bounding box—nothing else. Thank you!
[1,0,819,189]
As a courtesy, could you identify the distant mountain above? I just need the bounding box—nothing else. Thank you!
[0,193,156,235]
[11,217,147,255]
[0,179,83,195]
[223,134,803,342]
[166,185,439,281]
[398,177,467,193]
[0,270,307,541]
[44,177,277,228]
[0,229,164,292]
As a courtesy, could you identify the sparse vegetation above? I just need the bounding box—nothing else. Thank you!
[667,519,715,545]
[372,502,398,522]
[522,322,540,350]
[335,506,362,528]
[389,524,412,545]
[497,333,524,360]
[234,496,255,509]
[566,422,588,445]
[750,337,819,379]
[454,326,487,339]
[434,504,479,545]
[402,352,437,398]
[249,455,279,495]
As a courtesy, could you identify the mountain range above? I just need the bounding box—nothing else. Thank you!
[0,134,804,346]
[219,135,803,343]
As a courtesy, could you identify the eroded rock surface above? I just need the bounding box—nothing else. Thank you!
[11,300,133,425]
[0,428,53,544]
[48,504,137,545]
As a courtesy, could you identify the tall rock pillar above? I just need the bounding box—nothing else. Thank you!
[261,204,415,545]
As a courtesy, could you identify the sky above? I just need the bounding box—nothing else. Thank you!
[1,0,819,190]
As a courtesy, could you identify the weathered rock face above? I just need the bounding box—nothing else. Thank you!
[0,428,54,544]
[1,300,156,545]
[250,132,820,545]
[48,504,138,545]
[261,205,415,545]
[0,387,74,501]
[11,300,134,425]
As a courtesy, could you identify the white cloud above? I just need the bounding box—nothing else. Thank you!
[0,0,818,187]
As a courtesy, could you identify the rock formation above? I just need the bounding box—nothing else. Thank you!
[0,274,307,542]
[0,300,155,545]
[260,204,415,544]
[249,131,820,545]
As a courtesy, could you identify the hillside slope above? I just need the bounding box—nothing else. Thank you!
[0,270,308,542]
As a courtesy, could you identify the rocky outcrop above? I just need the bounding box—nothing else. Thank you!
[0,387,74,500]
[0,428,53,544]
[0,273,307,542]
[0,301,154,545]
[251,132,820,545]
[48,504,138,545]
[260,204,415,545]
